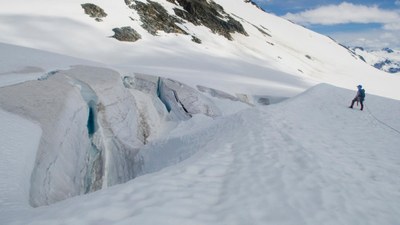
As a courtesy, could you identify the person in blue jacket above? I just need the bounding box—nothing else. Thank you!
[349,85,365,110]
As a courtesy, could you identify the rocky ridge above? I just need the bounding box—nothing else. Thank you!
[83,0,248,43]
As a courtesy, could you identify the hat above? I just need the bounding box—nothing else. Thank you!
[357,84,362,88]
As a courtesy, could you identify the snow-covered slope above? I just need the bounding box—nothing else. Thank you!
[0,42,102,87]
[1,0,400,99]
[2,83,400,225]
[1,0,400,224]
[351,47,400,74]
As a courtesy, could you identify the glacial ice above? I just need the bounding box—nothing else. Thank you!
[0,74,91,207]
[0,66,242,207]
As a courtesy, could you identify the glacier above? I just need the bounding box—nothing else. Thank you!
[2,80,400,225]
[0,64,247,208]
[1,0,400,224]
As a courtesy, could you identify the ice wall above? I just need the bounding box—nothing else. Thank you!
[0,66,146,206]
[124,74,221,121]
[0,66,244,207]
[61,66,145,188]
[0,75,90,207]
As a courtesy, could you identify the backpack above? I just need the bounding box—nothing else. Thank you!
[359,89,366,100]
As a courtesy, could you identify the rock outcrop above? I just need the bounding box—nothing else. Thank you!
[244,0,266,12]
[81,3,107,22]
[123,0,246,41]
[82,0,247,43]
[112,26,141,42]
[173,0,248,40]
[130,0,188,35]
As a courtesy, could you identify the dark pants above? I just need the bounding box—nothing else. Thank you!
[350,98,364,110]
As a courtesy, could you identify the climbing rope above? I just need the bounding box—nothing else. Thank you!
[364,103,400,135]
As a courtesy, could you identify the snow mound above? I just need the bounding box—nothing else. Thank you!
[3,83,400,225]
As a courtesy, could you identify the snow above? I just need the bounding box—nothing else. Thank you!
[0,42,101,87]
[0,110,41,220]
[351,47,400,74]
[2,0,400,99]
[0,74,93,207]
[1,0,400,224]
[2,84,400,225]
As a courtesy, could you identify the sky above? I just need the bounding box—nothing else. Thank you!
[252,0,400,50]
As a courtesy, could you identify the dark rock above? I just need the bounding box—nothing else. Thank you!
[388,67,400,73]
[244,0,266,12]
[131,0,188,35]
[382,47,394,53]
[191,35,202,44]
[358,55,366,62]
[353,46,364,51]
[112,26,141,42]
[266,41,274,46]
[374,59,400,73]
[173,0,248,40]
[81,3,107,21]
[124,0,133,6]
[374,59,392,69]
[253,25,271,37]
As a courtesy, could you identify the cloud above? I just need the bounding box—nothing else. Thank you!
[329,29,400,49]
[283,2,400,30]
[396,1,400,6]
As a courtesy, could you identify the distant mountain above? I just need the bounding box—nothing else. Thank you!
[350,47,400,74]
